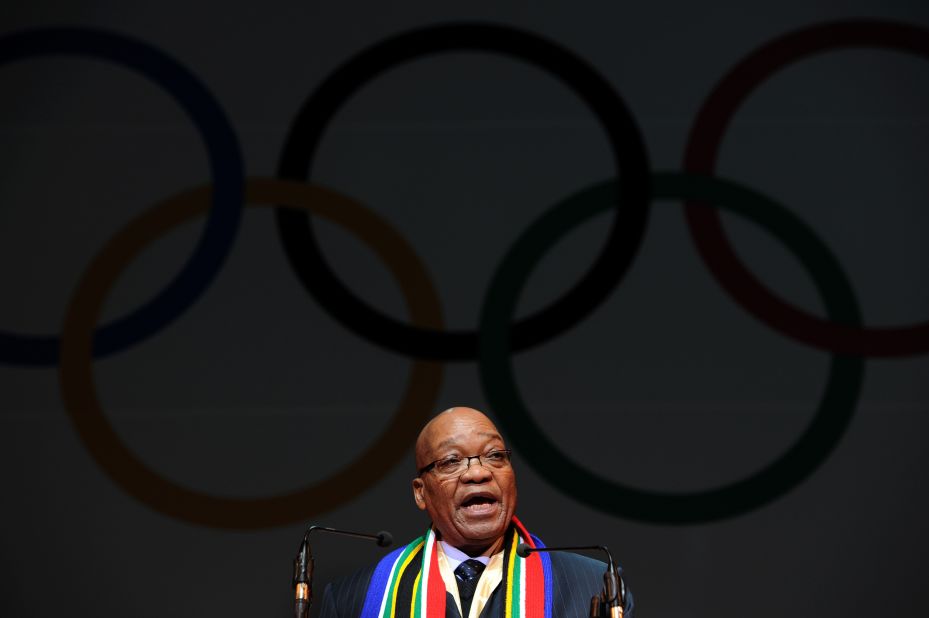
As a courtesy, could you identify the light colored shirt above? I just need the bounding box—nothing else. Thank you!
[437,541,504,618]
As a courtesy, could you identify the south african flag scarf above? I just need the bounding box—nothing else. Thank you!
[360,516,553,618]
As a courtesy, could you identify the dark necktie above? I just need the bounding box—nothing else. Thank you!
[454,558,486,618]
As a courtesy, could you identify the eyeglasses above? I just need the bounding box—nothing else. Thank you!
[418,449,513,478]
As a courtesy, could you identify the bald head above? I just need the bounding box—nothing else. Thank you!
[415,407,496,469]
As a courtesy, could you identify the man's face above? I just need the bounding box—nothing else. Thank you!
[412,408,517,556]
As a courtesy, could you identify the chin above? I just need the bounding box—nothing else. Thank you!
[457,515,508,543]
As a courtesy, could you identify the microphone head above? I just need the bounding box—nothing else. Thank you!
[516,543,533,558]
[376,531,393,547]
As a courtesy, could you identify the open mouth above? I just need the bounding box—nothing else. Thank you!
[460,495,499,515]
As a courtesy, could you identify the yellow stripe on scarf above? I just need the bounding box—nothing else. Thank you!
[504,531,519,618]
[389,540,424,618]
[410,568,422,618]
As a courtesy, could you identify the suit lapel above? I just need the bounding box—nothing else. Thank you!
[445,591,462,618]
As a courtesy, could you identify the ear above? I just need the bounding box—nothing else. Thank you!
[412,477,427,511]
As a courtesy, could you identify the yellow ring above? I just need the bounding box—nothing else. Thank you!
[59,177,444,528]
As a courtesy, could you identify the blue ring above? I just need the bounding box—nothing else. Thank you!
[0,28,244,366]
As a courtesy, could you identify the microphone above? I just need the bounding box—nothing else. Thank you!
[292,525,394,618]
[516,543,625,618]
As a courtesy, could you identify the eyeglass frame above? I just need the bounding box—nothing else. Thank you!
[417,449,513,478]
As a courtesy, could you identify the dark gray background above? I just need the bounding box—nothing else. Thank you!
[2,1,928,616]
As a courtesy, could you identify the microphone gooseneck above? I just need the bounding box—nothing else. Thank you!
[306,525,394,547]
[516,543,612,563]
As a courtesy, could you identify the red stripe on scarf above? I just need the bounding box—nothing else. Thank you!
[427,541,445,616]
[512,517,545,618]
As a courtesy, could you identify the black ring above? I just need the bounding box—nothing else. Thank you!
[276,23,650,360]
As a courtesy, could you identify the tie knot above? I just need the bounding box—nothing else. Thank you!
[454,558,485,584]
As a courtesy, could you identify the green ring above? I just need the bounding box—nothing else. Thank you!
[479,172,865,524]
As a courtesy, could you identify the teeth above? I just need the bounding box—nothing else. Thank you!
[464,498,493,506]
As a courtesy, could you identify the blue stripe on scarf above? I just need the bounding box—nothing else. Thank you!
[361,545,406,618]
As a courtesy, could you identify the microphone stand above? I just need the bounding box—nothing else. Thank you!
[598,560,625,618]
[292,530,312,618]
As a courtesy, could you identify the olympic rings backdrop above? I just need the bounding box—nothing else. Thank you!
[3,4,928,618]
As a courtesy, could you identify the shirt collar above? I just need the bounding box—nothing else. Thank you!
[439,540,491,571]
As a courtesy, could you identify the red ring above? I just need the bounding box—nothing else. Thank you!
[684,19,929,357]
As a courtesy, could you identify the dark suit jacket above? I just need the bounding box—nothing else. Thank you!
[318,551,634,618]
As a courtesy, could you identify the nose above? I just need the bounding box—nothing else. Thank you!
[459,456,493,483]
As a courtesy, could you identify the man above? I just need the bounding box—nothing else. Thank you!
[318,406,634,618]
